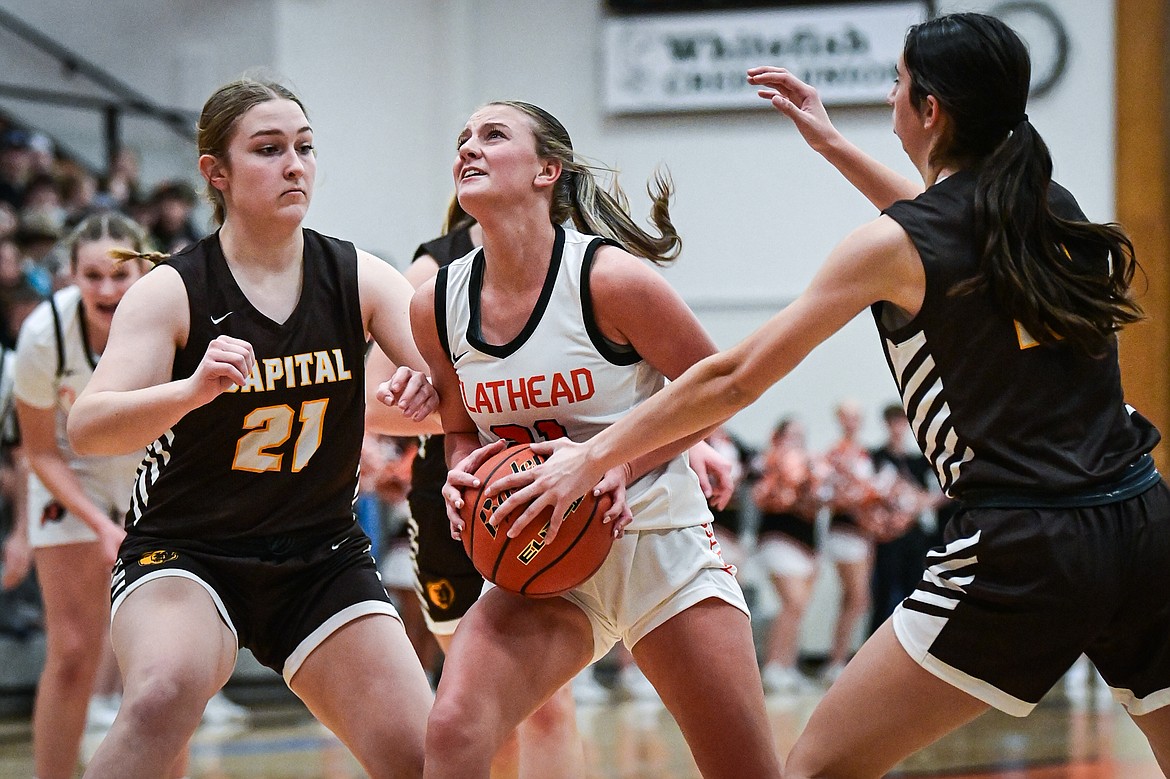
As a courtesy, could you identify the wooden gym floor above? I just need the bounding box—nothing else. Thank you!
[0,677,1161,778]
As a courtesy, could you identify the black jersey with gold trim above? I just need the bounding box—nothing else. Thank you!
[878,172,1159,498]
[126,229,366,540]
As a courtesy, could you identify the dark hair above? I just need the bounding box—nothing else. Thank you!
[197,77,308,225]
[487,101,681,265]
[904,13,1141,354]
[882,403,906,424]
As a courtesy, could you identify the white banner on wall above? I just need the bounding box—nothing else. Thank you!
[602,1,930,114]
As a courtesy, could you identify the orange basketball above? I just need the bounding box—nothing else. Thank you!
[460,443,614,598]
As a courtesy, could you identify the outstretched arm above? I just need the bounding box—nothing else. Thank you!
[495,215,925,532]
[367,252,445,436]
[748,66,922,209]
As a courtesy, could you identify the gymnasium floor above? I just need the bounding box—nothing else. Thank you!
[0,676,1161,778]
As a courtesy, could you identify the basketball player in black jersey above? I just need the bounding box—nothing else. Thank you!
[492,13,1170,776]
[66,78,437,779]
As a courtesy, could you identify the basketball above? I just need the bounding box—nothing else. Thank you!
[460,443,614,598]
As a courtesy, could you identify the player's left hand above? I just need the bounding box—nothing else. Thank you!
[487,439,617,544]
[375,366,438,422]
[688,440,736,510]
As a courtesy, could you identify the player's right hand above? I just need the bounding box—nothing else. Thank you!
[96,520,126,569]
[186,335,255,407]
[443,439,507,540]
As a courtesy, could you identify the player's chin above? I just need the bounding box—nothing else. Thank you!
[272,200,310,222]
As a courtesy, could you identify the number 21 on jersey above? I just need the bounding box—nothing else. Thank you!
[491,419,569,445]
[233,399,329,473]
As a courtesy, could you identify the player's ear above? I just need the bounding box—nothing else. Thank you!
[200,154,227,192]
[534,158,563,191]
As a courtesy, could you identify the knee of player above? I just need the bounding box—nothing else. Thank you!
[121,670,215,730]
[425,691,497,757]
[521,686,577,739]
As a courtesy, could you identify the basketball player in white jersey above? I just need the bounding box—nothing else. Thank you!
[412,101,781,779]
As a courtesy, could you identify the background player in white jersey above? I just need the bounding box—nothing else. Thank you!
[412,101,781,778]
[12,212,155,779]
[490,13,1170,777]
[66,78,437,779]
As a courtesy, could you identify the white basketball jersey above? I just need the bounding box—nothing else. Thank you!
[440,225,710,531]
[13,286,141,494]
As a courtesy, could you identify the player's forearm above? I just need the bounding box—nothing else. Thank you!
[818,134,922,210]
[68,381,201,456]
[366,402,443,437]
[24,451,110,532]
[583,354,754,482]
[624,427,716,484]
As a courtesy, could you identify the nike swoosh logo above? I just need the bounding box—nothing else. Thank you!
[453,350,469,362]
[211,312,233,325]
[331,538,348,551]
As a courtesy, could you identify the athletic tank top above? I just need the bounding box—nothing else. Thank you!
[438,224,710,531]
[13,286,141,488]
[879,171,1159,498]
[127,229,366,540]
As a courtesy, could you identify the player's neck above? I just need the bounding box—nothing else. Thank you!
[219,220,304,275]
[478,216,557,293]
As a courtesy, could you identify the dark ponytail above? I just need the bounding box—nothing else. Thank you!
[907,13,1142,354]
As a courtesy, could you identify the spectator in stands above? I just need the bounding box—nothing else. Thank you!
[147,180,203,253]
[27,132,57,177]
[0,129,33,210]
[14,211,61,297]
[94,147,143,215]
[820,400,877,683]
[58,162,100,225]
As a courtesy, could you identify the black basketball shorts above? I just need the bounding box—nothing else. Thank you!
[893,480,1170,716]
[112,526,400,684]
[408,437,484,634]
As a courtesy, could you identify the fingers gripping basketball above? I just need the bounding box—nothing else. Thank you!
[460,444,613,597]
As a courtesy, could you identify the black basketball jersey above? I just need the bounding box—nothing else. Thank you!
[413,226,474,267]
[410,225,474,497]
[878,171,1159,498]
[126,229,366,541]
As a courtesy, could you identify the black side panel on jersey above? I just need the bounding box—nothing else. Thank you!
[877,172,1159,498]
[580,237,641,366]
[434,265,451,361]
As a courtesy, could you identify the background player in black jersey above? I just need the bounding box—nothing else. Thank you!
[867,403,951,635]
[490,13,1170,776]
[65,78,437,779]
